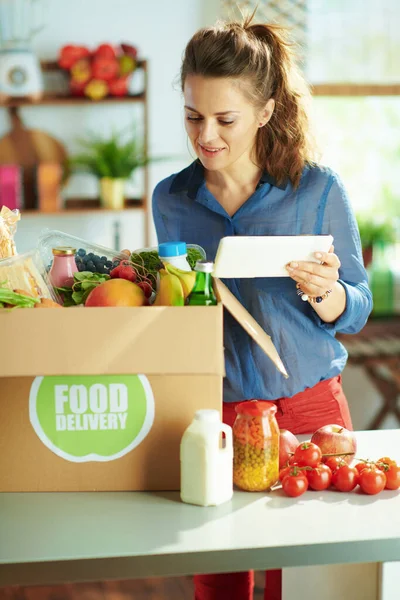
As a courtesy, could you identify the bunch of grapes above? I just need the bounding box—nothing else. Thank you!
[74,249,120,275]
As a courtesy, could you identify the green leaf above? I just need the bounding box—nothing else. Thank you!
[74,271,93,281]
[68,122,168,180]
[71,290,85,305]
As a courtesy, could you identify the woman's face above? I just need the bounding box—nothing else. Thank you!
[183,74,273,172]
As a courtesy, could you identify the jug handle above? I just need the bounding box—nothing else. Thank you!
[220,423,232,451]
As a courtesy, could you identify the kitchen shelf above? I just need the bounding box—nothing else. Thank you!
[0,92,146,109]
[22,197,144,216]
[0,59,150,244]
[311,83,400,96]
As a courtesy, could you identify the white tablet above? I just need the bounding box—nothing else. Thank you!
[213,235,334,278]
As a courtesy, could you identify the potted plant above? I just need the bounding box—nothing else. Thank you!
[356,213,397,268]
[69,126,148,209]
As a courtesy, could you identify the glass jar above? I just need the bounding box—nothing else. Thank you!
[233,400,280,492]
[49,247,78,288]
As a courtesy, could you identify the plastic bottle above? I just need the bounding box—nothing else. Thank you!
[158,241,191,271]
[180,409,233,507]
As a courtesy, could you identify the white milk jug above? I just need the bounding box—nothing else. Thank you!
[180,409,233,507]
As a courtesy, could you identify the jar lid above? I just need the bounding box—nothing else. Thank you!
[158,241,187,258]
[235,400,277,416]
[52,246,77,256]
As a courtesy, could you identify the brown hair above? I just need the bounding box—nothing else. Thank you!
[180,14,316,188]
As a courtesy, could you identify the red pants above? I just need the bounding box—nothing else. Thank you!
[194,375,353,600]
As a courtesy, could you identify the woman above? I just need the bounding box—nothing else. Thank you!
[152,14,372,600]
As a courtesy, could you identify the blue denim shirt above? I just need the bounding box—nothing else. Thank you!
[152,161,373,402]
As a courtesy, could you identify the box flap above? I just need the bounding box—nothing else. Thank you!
[0,306,224,377]
[214,278,289,379]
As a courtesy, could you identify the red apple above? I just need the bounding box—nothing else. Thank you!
[311,424,357,465]
[121,43,138,59]
[109,77,129,97]
[95,43,117,60]
[279,429,299,469]
[92,57,119,81]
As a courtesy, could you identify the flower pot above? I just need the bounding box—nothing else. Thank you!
[100,178,125,210]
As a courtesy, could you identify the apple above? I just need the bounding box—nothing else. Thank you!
[94,43,117,60]
[92,57,119,81]
[84,78,109,101]
[279,429,299,469]
[109,77,129,97]
[121,43,138,59]
[71,58,92,84]
[311,424,357,465]
[58,45,90,70]
[85,278,146,307]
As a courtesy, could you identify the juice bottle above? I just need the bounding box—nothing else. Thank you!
[187,260,217,306]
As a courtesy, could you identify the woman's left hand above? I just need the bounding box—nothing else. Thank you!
[286,245,341,297]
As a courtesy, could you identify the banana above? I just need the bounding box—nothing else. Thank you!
[153,269,185,306]
[164,263,196,299]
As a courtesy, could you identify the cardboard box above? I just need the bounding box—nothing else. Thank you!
[0,281,286,493]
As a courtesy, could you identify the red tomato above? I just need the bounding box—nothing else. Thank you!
[306,464,332,491]
[282,472,308,497]
[279,466,293,482]
[384,464,400,490]
[293,442,322,468]
[325,456,346,472]
[377,456,397,467]
[355,461,373,475]
[332,464,359,492]
[376,457,398,472]
[359,467,386,495]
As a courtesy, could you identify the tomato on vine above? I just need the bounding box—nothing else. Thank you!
[293,442,322,468]
[359,467,386,495]
[306,464,332,491]
[332,464,359,492]
[282,469,308,498]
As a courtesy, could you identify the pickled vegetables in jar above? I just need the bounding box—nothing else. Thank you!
[233,400,279,492]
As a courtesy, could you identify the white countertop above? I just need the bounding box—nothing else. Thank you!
[0,429,399,587]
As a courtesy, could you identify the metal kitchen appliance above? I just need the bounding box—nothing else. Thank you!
[0,0,45,101]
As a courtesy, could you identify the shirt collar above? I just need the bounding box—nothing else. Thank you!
[169,160,288,199]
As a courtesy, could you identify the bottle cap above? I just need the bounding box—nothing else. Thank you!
[52,247,76,256]
[158,241,187,258]
[195,260,214,274]
[194,409,220,423]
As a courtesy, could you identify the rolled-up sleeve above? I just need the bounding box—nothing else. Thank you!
[312,172,373,334]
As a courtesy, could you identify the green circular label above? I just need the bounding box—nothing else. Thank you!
[29,375,155,462]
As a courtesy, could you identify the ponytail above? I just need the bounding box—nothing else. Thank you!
[245,21,315,187]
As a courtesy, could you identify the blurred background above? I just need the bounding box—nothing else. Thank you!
[0,0,399,434]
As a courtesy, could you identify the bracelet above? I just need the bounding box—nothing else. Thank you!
[296,283,332,304]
